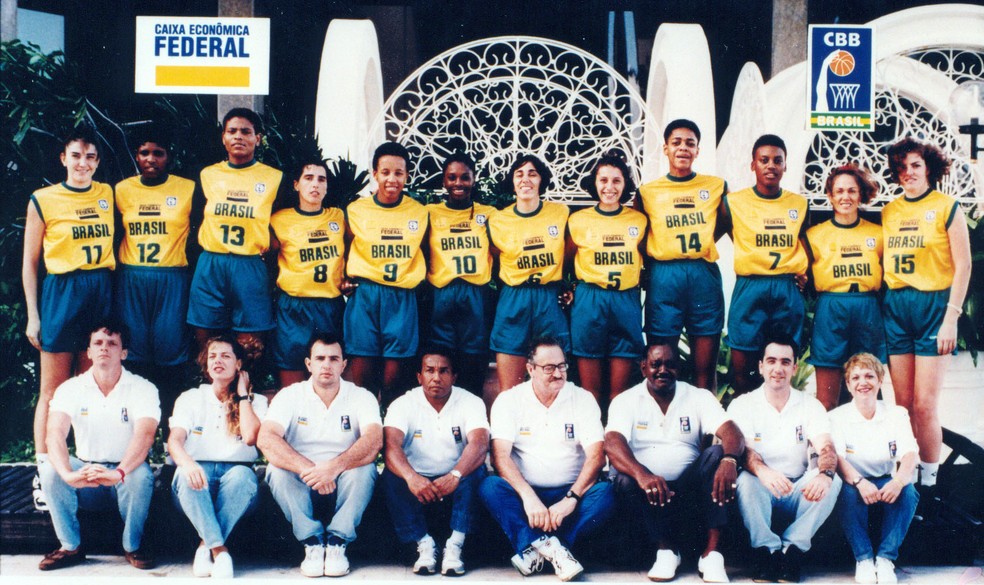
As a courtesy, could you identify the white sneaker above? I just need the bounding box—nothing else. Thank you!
[648,549,682,582]
[324,543,350,577]
[510,545,544,576]
[875,558,897,584]
[532,536,584,582]
[441,540,465,576]
[211,551,234,579]
[413,535,437,575]
[32,473,49,512]
[854,559,876,584]
[192,545,213,577]
[697,551,729,583]
[300,544,325,578]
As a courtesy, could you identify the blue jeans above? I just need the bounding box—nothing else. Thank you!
[736,470,842,552]
[837,476,918,561]
[266,463,377,543]
[171,462,259,548]
[39,457,154,552]
[381,467,486,543]
[479,476,615,555]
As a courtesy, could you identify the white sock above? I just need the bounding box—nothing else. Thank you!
[35,453,48,465]
[447,531,466,547]
[418,534,435,547]
[920,462,939,486]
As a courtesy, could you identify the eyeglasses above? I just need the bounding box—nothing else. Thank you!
[531,362,569,375]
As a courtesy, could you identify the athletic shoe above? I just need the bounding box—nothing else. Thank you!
[413,535,437,574]
[33,472,49,512]
[648,549,682,582]
[300,544,325,578]
[212,551,234,579]
[324,543,350,577]
[532,536,584,582]
[510,545,544,576]
[192,544,213,577]
[38,548,85,571]
[875,558,897,584]
[854,559,876,584]
[697,551,730,583]
[441,540,465,576]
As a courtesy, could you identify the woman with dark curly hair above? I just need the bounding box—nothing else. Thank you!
[881,138,971,490]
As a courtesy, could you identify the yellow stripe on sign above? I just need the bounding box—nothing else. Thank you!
[156,66,250,87]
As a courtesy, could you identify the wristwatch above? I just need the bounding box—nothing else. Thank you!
[449,469,463,480]
[821,469,836,480]
[851,476,864,487]
[233,393,253,403]
[565,490,581,503]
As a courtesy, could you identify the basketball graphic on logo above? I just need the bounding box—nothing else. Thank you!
[829,50,855,76]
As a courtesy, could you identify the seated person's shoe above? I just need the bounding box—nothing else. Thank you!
[39,548,85,571]
[697,551,730,583]
[778,546,803,583]
[753,548,782,583]
[125,548,156,570]
[648,549,682,582]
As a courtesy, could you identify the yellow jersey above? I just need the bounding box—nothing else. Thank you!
[426,201,495,287]
[805,218,882,293]
[346,194,428,288]
[568,205,647,289]
[115,174,195,267]
[198,160,282,255]
[637,173,725,262]
[488,201,569,286]
[882,189,960,291]
[727,187,809,276]
[270,207,347,298]
[31,182,115,274]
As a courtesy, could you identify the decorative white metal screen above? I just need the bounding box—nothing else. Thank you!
[804,47,984,211]
[367,36,656,203]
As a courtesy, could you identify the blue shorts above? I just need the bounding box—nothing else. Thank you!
[115,265,191,366]
[272,293,345,370]
[428,280,490,355]
[645,259,724,338]
[40,269,113,353]
[343,280,418,358]
[490,284,570,356]
[808,292,887,368]
[726,275,805,352]
[571,284,644,359]
[884,288,952,357]
[187,251,274,332]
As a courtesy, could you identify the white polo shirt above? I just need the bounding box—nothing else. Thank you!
[169,384,269,463]
[490,381,603,489]
[48,368,160,463]
[727,387,830,479]
[384,386,489,476]
[265,379,381,464]
[607,381,729,481]
[830,401,918,478]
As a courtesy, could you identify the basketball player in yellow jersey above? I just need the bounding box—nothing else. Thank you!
[637,119,727,391]
[269,160,351,388]
[804,165,886,410]
[425,152,496,395]
[567,152,646,405]
[344,142,428,405]
[187,108,284,365]
[114,130,195,419]
[882,138,971,491]
[718,134,809,395]
[23,129,115,508]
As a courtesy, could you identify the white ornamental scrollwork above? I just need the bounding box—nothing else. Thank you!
[368,36,656,203]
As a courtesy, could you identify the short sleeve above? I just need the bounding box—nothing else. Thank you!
[130,378,161,423]
[828,407,848,456]
[694,389,729,436]
[461,393,490,435]
[891,406,919,458]
[803,398,831,442]
[726,394,754,443]
[48,379,77,416]
[489,392,517,441]
[355,389,382,432]
[383,394,411,434]
[250,393,269,420]
[604,391,634,439]
[575,390,604,446]
[168,388,197,432]
[264,386,296,431]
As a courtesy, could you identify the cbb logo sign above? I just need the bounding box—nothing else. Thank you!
[809,25,874,131]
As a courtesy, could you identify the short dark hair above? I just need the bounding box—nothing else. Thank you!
[886,138,950,187]
[506,154,553,195]
[88,317,130,349]
[63,126,100,158]
[293,159,330,182]
[418,347,457,373]
[663,119,701,144]
[644,338,679,358]
[581,151,636,203]
[372,141,411,172]
[196,333,245,379]
[307,331,345,358]
[526,335,565,362]
[761,330,800,361]
[824,163,878,205]
[441,151,477,175]
[222,107,263,134]
[752,134,787,158]
[131,125,172,154]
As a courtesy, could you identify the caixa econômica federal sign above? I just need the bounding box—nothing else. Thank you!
[134,16,270,95]
[807,24,875,131]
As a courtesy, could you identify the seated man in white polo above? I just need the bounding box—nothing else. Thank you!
[381,348,490,576]
[480,336,615,582]
[605,341,745,583]
[728,332,841,583]
[258,333,382,578]
[39,319,159,571]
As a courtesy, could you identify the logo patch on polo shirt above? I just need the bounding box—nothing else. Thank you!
[679,417,691,434]
[192,426,204,435]
[845,443,855,454]
[341,415,351,431]
[635,420,648,430]
[889,440,897,458]
[565,423,575,440]
[519,426,532,436]
[795,425,804,443]
[754,432,762,442]
[297,416,309,426]
[121,407,129,423]
[81,407,89,416]
[452,426,462,443]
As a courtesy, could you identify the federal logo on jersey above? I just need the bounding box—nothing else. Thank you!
[789,209,799,220]
[408,219,420,232]
[475,214,488,226]
[254,183,266,194]
[98,199,110,211]
[328,221,341,233]
[679,416,692,434]
[925,210,936,221]
[699,189,710,201]
[565,423,575,440]
[628,226,640,237]
[866,237,877,249]
[341,415,351,431]
[548,225,560,238]
[166,196,178,207]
